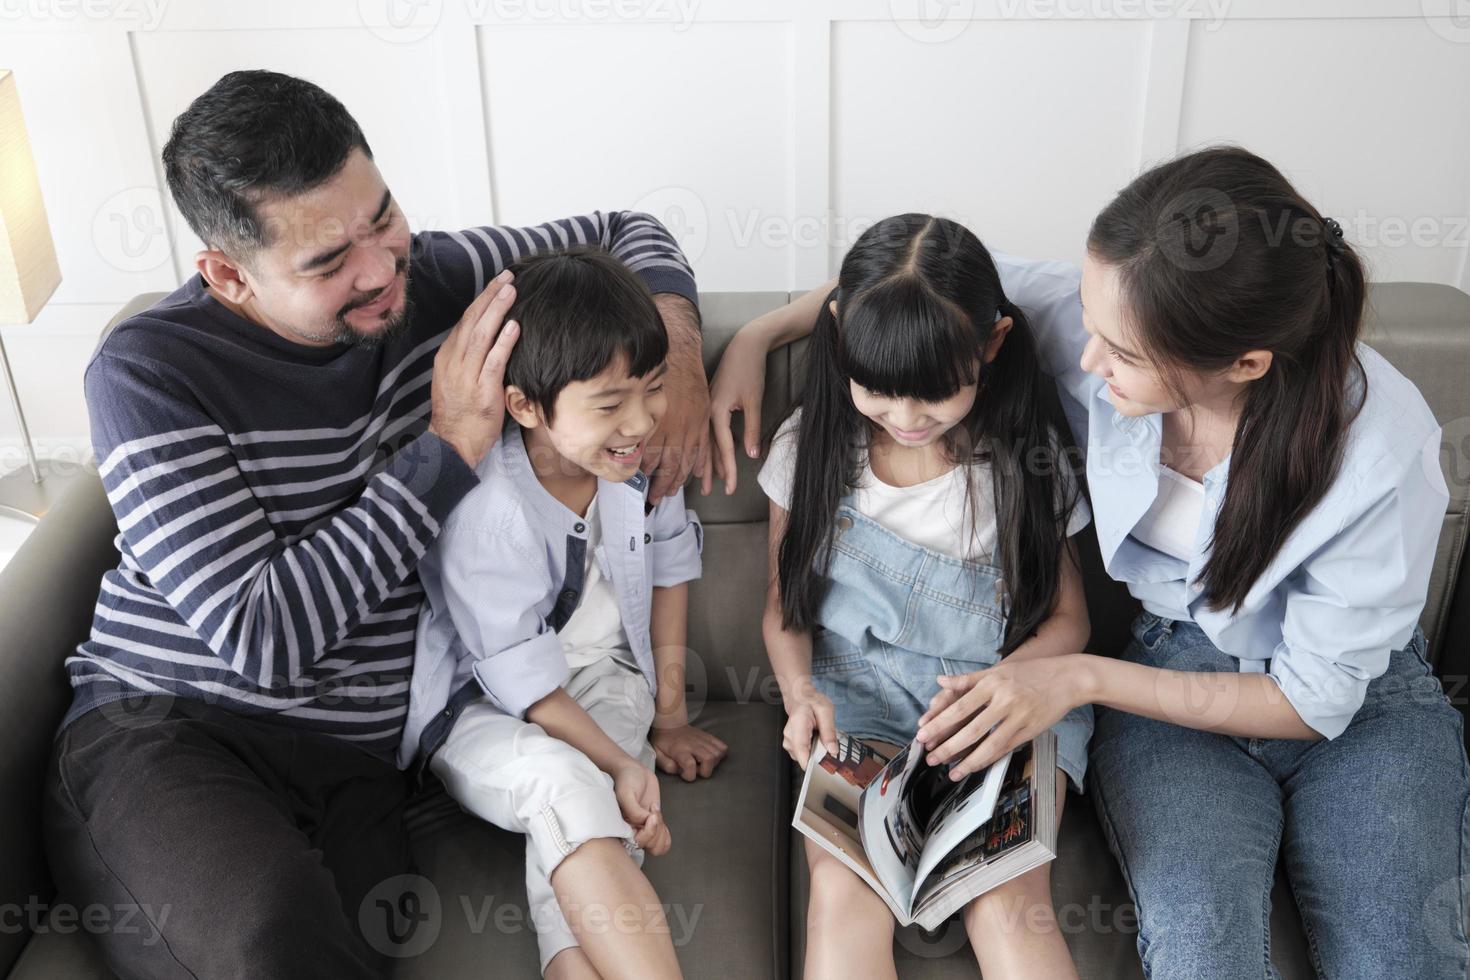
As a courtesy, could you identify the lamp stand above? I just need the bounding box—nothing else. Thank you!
[0,327,80,523]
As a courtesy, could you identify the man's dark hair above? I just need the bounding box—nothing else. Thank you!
[504,247,668,424]
[162,70,372,256]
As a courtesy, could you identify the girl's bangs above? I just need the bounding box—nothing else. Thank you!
[837,282,979,403]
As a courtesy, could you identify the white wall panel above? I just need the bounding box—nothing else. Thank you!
[1179,16,1470,288]
[479,21,794,291]
[832,18,1152,267]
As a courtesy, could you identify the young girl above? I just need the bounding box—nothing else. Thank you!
[758,214,1094,979]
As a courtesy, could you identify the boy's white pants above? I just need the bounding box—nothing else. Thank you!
[429,656,657,974]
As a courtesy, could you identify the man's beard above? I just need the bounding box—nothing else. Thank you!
[325,260,413,349]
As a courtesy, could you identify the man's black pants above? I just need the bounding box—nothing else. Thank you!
[42,696,414,980]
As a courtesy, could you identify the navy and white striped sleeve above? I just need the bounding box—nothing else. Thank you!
[87,351,478,692]
[421,211,698,309]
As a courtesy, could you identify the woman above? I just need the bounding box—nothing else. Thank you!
[709,146,1470,978]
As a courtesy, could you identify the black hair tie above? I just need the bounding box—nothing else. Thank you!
[1322,216,1346,253]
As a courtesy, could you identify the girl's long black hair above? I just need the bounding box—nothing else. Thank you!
[775,214,1080,654]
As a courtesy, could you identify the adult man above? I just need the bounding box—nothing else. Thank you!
[42,69,705,979]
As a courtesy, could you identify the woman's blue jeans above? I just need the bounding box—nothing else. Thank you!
[1087,612,1470,980]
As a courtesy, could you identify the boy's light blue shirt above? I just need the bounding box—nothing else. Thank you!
[398,423,703,769]
[996,253,1450,740]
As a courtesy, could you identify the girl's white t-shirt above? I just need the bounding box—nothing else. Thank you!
[756,410,1091,563]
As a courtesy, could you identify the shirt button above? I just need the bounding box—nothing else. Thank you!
[442,708,453,717]
[836,516,854,531]
[560,589,576,603]
[643,533,651,544]
[574,522,586,534]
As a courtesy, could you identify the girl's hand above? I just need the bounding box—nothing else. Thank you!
[650,723,729,781]
[915,655,1088,780]
[706,323,772,496]
[613,762,672,856]
[782,686,838,769]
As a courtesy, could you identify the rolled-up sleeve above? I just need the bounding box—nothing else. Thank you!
[648,487,703,589]
[1269,430,1448,739]
[436,519,571,719]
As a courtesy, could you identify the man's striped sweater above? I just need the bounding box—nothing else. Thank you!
[65,211,697,761]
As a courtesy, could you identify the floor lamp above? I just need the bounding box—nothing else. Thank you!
[0,69,65,523]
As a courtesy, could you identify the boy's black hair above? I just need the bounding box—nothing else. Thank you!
[162,70,371,257]
[504,247,668,424]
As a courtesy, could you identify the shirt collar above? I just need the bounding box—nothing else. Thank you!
[500,424,649,534]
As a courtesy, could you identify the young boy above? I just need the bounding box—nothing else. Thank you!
[399,247,728,979]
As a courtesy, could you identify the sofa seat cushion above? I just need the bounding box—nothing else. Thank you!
[394,699,789,978]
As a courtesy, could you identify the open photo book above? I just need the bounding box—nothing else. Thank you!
[792,728,1058,930]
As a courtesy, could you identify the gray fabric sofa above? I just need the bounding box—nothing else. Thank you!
[3,284,1468,979]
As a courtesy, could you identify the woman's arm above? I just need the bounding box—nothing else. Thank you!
[706,279,836,495]
[916,652,1319,780]
[762,501,838,765]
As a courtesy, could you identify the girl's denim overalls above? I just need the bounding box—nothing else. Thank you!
[810,500,1092,790]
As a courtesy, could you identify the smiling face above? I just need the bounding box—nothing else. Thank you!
[849,380,979,449]
[201,149,413,347]
[512,356,669,484]
[1078,252,1229,417]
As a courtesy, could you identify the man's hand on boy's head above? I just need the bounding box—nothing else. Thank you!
[429,270,521,468]
[650,723,728,782]
[644,294,710,498]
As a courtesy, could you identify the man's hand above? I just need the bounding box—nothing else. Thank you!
[644,294,708,498]
[613,761,671,856]
[429,269,520,468]
[650,723,728,782]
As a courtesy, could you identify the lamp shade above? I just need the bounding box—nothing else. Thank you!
[0,69,60,325]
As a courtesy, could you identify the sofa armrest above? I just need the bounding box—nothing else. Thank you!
[0,472,118,974]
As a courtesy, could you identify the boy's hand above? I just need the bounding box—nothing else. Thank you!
[650,724,728,781]
[782,686,837,769]
[613,762,671,857]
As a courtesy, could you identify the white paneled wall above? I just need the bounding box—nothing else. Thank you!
[1,0,1468,463]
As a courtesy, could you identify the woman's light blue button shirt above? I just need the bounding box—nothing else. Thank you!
[996,253,1449,739]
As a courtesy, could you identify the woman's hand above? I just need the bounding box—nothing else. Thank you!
[781,683,838,769]
[706,323,774,496]
[915,654,1091,780]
